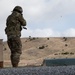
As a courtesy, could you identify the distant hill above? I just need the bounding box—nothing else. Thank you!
[3,37,75,67]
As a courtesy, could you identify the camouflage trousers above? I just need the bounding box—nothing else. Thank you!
[7,37,22,67]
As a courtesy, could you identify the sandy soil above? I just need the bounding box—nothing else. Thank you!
[3,37,75,67]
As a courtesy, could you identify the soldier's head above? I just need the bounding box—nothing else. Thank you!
[13,6,23,14]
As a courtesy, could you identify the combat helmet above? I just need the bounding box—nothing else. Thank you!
[13,6,23,13]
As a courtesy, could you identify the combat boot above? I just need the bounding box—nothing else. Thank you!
[12,62,18,67]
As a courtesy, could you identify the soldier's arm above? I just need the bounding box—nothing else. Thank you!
[18,14,26,26]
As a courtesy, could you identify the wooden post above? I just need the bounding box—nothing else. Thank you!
[0,39,3,68]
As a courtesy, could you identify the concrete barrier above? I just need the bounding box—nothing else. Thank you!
[0,39,3,68]
[42,58,75,66]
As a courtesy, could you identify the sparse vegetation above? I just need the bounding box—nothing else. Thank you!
[25,40,27,42]
[37,37,39,39]
[65,44,68,46]
[28,36,37,41]
[70,52,74,55]
[4,48,7,51]
[46,45,48,47]
[47,38,49,40]
[29,36,32,41]
[54,53,58,55]
[33,37,36,40]
[61,52,74,55]
[63,37,67,41]
[62,49,64,51]
[29,36,31,39]
[61,52,69,55]
[39,45,45,49]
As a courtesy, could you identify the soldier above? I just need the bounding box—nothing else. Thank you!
[5,6,27,67]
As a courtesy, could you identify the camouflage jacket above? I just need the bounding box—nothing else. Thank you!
[5,11,26,38]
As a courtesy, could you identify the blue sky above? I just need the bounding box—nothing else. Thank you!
[0,0,75,41]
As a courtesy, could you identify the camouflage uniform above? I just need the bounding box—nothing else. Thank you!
[5,6,26,67]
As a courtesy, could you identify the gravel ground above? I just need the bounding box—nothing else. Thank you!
[0,66,75,75]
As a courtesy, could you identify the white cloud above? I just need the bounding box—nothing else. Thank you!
[63,28,75,37]
[1,0,75,22]
[21,28,75,38]
[23,0,75,22]
[21,28,61,38]
[2,28,75,41]
[0,0,75,23]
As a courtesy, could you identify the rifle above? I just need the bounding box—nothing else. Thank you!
[22,26,27,30]
[20,26,27,31]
